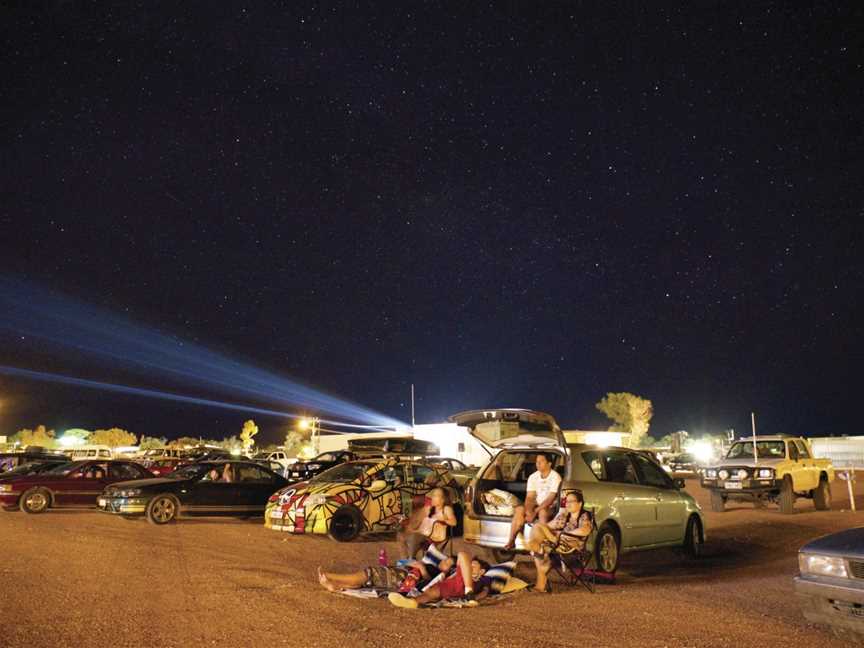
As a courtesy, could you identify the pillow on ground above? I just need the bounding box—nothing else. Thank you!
[484,561,517,594]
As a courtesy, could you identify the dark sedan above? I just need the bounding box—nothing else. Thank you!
[97,460,288,525]
[286,451,356,483]
[0,460,154,513]
[795,527,864,639]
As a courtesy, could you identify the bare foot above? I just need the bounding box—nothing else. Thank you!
[317,567,337,592]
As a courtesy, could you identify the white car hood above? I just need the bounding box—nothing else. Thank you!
[712,457,783,469]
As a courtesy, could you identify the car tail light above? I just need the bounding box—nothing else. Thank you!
[464,484,474,505]
[268,493,279,503]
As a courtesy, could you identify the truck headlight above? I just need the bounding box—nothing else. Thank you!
[756,468,774,479]
[718,470,729,480]
[799,553,848,578]
[705,469,717,479]
[0,485,11,492]
[736,469,749,480]
[306,493,327,507]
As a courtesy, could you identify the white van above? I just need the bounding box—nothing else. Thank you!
[70,445,114,460]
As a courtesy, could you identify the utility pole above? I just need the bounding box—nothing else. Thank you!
[410,384,415,427]
[751,412,758,465]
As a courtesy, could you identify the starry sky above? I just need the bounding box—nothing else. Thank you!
[1,2,862,444]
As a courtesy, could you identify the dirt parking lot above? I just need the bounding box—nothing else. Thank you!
[2,480,863,648]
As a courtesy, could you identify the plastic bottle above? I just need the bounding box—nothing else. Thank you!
[378,548,388,566]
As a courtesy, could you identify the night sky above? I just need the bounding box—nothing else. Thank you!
[2,2,862,445]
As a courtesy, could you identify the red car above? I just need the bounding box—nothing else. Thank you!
[145,458,183,477]
[0,460,154,514]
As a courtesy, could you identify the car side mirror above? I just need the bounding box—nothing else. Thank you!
[674,478,686,489]
[368,479,387,491]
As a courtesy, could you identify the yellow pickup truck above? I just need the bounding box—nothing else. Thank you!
[701,436,834,514]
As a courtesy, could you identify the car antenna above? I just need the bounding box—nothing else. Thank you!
[751,412,757,465]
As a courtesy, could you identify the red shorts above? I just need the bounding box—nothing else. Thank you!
[437,571,465,600]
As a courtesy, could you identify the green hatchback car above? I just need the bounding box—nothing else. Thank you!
[458,409,706,572]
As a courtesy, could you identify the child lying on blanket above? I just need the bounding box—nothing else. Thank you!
[318,544,451,594]
[387,552,491,609]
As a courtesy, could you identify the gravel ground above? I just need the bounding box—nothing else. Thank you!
[1,480,862,648]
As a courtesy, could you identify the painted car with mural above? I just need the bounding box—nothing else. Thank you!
[265,457,460,541]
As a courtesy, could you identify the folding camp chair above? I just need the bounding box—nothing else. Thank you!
[546,507,597,593]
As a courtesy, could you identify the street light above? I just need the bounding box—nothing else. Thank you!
[297,416,320,454]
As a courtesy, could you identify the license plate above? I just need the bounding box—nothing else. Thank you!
[270,510,284,519]
[97,498,106,507]
[292,472,300,477]
[724,481,742,490]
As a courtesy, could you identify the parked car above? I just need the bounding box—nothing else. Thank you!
[251,450,295,471]
[69,445,114,460]
[0,460,153,513]
[0,449,68,473]
[0,460,72,480]
[145,458,183,477]
[701,436,834,513]
[97,460,288,525]
[140,447,186,461]
[285,450,357,483]
[265,457,458,541]
[795,527,864,639]
[428,457,478,487]
[666,453,698,477]
[456,408,706,570]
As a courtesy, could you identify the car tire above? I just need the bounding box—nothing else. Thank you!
[20,487,51,514]
[779,475,796,514]
[683,515,704,559]
[594,524,620,574]
[146,495,179,525]
[813,477,831,511]
[328,505,364,542]
[490,548,516,563]
[710,490,726,513]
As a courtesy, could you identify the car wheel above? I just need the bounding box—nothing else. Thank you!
[328,505,363,542]
[594,524,620,573]
[490,548,516,563]
[146,495,179,525]
[710,490,726,513]
[20,487,51,514]
[779,475,796,514]
[813,477,831,510]
[683,515,704,559]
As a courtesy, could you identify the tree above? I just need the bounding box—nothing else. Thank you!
[595,392,654,447]
[11,425,56,448]
[240,420,258,453]
[139,435,167,450]
[217,435,242,452]
[283,431,305,456]
[170,437,203,448]
[88,428,138,448]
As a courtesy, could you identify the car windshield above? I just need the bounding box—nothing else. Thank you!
[726,441,786,459]
[315,453,337,462]
[311,462,376,483]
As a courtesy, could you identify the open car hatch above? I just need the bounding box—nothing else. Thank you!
[449,408,566,450]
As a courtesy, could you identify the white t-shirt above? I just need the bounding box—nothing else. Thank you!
[527,468,562,505]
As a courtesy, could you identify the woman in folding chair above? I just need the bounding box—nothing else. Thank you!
[525,490,592,593]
